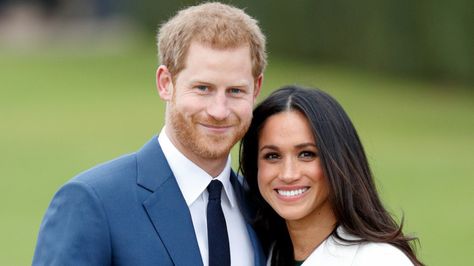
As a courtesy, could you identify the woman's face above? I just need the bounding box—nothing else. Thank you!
[257,111,334,224]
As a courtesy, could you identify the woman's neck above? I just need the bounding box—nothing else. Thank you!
[286,204,337,261]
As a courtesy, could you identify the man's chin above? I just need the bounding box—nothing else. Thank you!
[196,139,235,158]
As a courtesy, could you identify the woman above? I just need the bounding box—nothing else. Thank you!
[240,85,423,266]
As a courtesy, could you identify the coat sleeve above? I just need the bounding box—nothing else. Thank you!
[32,181,112,266]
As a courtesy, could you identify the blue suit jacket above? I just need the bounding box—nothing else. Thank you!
[33,137,265,266]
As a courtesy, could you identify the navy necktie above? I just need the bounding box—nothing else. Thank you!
[207,180,230,266]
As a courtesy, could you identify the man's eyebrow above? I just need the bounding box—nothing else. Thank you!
[189,80,214,86]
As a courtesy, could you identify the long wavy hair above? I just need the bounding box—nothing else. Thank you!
[239,85,423,266]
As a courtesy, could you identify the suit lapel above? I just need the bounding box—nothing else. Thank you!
[245,222,266,266]
[230,172,266,266]
[137,137,203,266]
[142,179,203,266]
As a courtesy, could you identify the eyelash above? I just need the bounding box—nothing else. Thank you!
[193,86,245,96]
[229,88,242,94]
[195,85,208,91]
[299,151,317,158]
[261,151,318,161]
[262,152,280,160]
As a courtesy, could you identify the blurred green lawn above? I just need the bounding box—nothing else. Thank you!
[1,42,473,265]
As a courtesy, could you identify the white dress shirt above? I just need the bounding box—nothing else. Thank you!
[158,128,254,266]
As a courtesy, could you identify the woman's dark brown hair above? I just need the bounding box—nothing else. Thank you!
[239,85,423,266]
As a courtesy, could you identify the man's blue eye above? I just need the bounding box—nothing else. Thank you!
[229,88,241,94]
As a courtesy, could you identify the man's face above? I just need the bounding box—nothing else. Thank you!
[161,41,262,163]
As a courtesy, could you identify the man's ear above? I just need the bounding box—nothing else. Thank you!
[253,73,263,100]
[156,65,173,101]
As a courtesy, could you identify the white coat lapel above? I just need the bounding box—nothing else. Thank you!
[302,227,360,266]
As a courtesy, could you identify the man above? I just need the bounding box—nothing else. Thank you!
[32,2,266,265]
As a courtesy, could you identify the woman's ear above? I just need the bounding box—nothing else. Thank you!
[156,65,173,101]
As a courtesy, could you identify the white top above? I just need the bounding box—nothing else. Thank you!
[268,227,414,266]
[158,128,254,266]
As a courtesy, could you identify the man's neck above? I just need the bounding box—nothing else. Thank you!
[186,154,228,178]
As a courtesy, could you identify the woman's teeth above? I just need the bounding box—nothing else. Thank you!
[277,188,308,197]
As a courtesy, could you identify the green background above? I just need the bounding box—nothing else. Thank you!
[1,0,473,261]
[1,40,473,265]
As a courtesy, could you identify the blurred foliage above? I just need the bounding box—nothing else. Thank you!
[0,1,472,265]
[1,43,473,265]
[120,0,473,85]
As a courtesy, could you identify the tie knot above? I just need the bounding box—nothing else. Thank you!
[207,180,223,201]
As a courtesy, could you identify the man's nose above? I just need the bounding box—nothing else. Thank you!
[206,91,230,121]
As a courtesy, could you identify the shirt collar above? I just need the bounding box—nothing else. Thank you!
[158,127,237,208]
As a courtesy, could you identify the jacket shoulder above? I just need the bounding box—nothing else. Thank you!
[70,153,138,189]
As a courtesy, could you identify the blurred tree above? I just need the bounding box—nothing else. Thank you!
[122,0,472,85]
